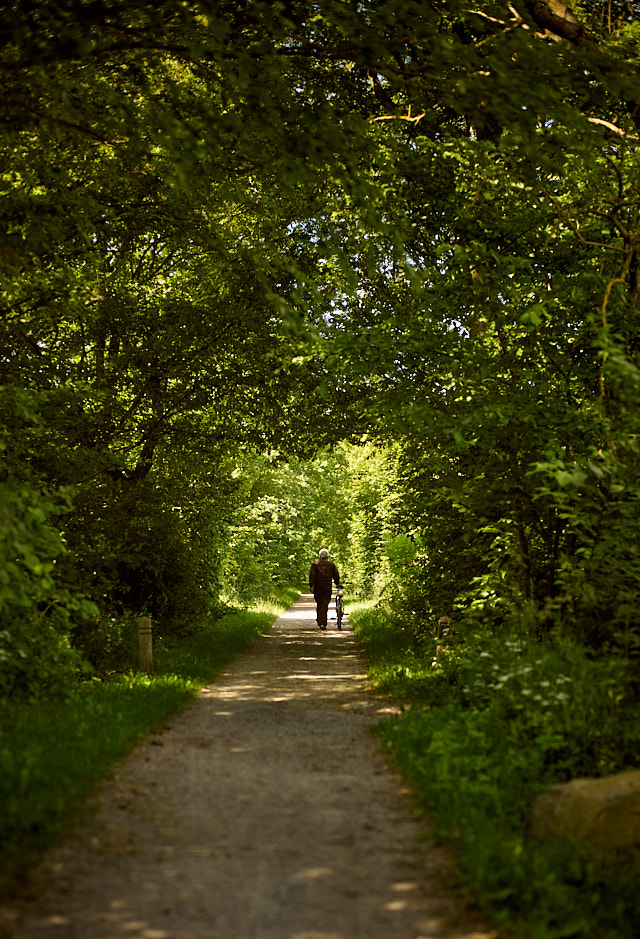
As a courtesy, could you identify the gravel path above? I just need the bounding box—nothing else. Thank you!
[0,594,493,939]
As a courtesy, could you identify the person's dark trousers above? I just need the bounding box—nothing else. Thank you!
[314,587,332,627]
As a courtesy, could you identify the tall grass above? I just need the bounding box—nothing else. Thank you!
[0,589,298,894]
[352,602,640,939]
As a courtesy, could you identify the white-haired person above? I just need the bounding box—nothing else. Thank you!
[309,548,341,629]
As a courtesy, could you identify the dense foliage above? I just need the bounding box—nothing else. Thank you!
[0,0,638,671]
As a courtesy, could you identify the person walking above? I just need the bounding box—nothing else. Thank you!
[309,548,340,630]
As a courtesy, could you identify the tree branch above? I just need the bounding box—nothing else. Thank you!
[521,0,593,44]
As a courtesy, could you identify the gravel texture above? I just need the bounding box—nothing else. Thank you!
[0,594,494,939]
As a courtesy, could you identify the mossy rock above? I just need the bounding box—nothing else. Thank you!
[529,770,640,853]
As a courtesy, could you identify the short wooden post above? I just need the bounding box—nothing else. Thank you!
[435,616,453,666]
[437,616,453,640]
[137,615,154,672]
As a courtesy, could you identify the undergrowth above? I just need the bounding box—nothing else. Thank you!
[352,602,640,939]
[0,587,298,895]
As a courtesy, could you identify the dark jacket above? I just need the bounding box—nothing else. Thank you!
[309,558,340,591]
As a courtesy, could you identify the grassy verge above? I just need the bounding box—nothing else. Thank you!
[351,602,640,939]
[0,587,299,895]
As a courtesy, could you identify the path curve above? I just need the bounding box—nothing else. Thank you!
[0,595,493,939]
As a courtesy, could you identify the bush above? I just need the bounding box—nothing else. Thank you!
[0,470,96,698]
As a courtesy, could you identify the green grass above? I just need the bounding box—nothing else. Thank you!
[351,602,640,939]
[0,589,298,895]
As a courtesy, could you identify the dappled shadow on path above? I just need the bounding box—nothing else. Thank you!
[200,593,379,711]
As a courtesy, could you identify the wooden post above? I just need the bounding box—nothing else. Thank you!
[137,615,153,672]
[437,615,453,640]
[435,616,453,666]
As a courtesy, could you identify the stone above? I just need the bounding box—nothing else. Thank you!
[528,769,640,853]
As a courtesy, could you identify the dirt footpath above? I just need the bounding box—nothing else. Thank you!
[0,594,494,939]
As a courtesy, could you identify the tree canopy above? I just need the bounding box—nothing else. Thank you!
[2,0,640,692]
